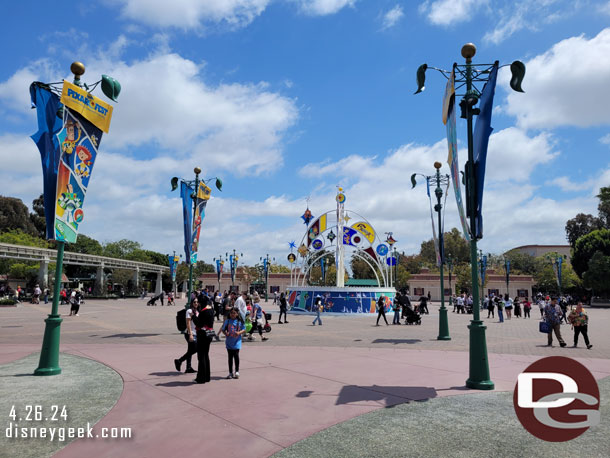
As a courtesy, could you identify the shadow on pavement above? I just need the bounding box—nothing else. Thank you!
[149,371,183,377]
[101,333,161,338]
[297,385,437,407]
[371,338,422,345]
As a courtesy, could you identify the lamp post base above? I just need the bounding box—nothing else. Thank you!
[34,314,63,376]
[465,319,494,390]
[437,305,451,340]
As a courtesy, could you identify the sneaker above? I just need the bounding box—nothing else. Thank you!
[284,321,289,323]
[234,372,240,379]
[247,336,254,341]
[587,344,593,349]
[226,373,233,379]
[262,337,268,341]
[572,344,577,348]
[174,359,181,372]
[185,367,196,373]
[278,321,283,324]
[560,342,567,347]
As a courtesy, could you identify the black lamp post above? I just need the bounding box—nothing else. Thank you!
[226,250,243,292]
[260,254,275,301]
[411,162,451,341]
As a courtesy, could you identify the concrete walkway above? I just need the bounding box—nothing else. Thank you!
[1,343,609,458]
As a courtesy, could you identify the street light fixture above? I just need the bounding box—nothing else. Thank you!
[226,250,243,292]
[260,254,275,301]
[213,255,225,294]
[411,161,451,341]
[546,253,567,296]
[414,42,525,390]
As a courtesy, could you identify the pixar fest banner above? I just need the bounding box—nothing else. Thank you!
[30,80,113,243]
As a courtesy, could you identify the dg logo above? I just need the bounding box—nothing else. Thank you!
[513,356,600,442]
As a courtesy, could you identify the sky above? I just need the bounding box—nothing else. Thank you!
[1,0,609,268]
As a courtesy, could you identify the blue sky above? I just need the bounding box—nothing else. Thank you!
[1,0,609,266]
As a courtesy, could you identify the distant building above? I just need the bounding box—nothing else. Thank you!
[508,245,571,262]
[197,268,296,296]
[407,268,534,302]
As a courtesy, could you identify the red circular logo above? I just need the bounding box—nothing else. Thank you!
[513,356,600,442]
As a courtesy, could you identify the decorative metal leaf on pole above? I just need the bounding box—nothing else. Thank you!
[30,62,120,376]
[414,43,525,390]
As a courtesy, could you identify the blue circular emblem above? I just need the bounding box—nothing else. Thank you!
[376,244,389,256]
[387,256,397,266]
[312,239,323,250]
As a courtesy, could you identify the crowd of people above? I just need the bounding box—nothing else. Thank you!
[174,288,288,383]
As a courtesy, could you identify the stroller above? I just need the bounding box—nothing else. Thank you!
[404,306,422,325]
[147,294,163,306]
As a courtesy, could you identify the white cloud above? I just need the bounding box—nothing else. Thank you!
[381,5,404,30]
[481,0,571,45]
[0,49,299,177]
[598,1,610,15]
[297,0,356,16]
[600,133,610,145]
[114,0,271,29]
[545,176,589,192]
[419,0,485,26]
[504,28,610,129]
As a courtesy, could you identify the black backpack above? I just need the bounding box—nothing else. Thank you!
[176,309,187,332]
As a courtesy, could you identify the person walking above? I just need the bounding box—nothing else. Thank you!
[514,297,522,318]
[419,294,429,315]
[32,284,41,304]
[248,298,268,341]
[538,299,545,318]
[568,302,593,349]
[278,292,288,324]
[43,288,49,304]
[523,299,531,319]
[544,298,567,348]
[221,307,246,379]
[392,293,402,325]
[175,299,199,374]
[376,295,389,326]
[504,294,513,320]
[496,296,504,323]
[235,291,248,322]
[312,296,323,326]
[487,296,495,318]
[193,298,215,384]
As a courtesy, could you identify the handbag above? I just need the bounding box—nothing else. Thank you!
[539,321,551,334]
[204,328,216,338]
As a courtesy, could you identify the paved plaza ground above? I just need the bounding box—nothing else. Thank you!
[1,298,609,457]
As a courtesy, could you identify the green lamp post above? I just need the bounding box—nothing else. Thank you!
[171,168,222,309]
[33,62,120,376]
[227,249,243,292]
[411,162,451,340]
[414,42,526,390]
[546,253,567,296]
[260,254,275,301]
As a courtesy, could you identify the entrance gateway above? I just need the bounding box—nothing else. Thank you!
[287,188,396,313]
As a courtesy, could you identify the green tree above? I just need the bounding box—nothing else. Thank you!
[533,260,579,294]
[503,251,538,275]
[455,263,472,293]
[69,234,103,255]
[30,194,46,238]
[350,255,378,279]
[103,239,142,259]
[582,251,610,295]
[597,186,610,228]
[571,229,610,278]
[0,196,38,235]
[420,228,470,266]
[0,229,48,248]
[395,265,411,290]
[270,264,290,273]
[401,254,423,274]
[565,213,602,248]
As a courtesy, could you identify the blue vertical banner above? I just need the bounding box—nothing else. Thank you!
[557,257,563,288]
[320,257,326,284]
[230,255,236,284]
[481,255,487,285]
[30,81,113,242]
[506,259,510,287]
[180,181,194,264]
[168,255,179,282]
[473,62,499,239]
[216,259,224,283]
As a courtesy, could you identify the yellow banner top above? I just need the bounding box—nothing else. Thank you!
[60,80,113,133]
